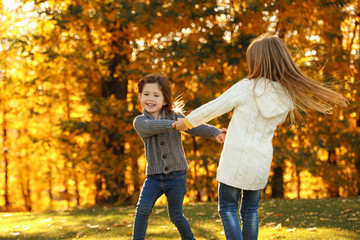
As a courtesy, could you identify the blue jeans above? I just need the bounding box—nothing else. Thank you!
[132,170,194,240]
[218,183,262,240]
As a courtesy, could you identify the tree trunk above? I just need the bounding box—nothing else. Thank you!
[192,136,201,201]
[271,166,284,198]
[48,167,53,208]
[327,148,340,197]
[131,157,141,203]
[95,174,103,204]
[23,177,32,212]
[63,76,81,206]
[102,24,129,100]
[19,156,32,212]
[47,104,54,208]
[63,179,71,209]
[95,24,130,204]
[355,156,360,196]
[204,159,215,202]
[2,103,10,211]
[296,169,301,199]
[74,164,80,206]
[357,118,360,196]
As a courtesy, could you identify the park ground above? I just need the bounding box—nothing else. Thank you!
[0,197,359,239]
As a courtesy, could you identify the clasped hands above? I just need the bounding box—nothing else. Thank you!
[172,118,227,144]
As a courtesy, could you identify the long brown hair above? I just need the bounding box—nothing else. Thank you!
[137,73,173,114]
[246,33,348,124]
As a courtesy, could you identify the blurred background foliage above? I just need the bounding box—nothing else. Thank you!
[0,0,359,211]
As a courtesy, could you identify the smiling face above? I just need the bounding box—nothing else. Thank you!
[138,83,166,119]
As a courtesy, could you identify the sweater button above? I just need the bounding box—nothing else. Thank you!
[162,154,167,158]
[160,141,165,145]
[164,166,169,171]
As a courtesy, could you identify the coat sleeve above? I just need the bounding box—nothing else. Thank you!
[187,79,249,127]
[177,112,221,140]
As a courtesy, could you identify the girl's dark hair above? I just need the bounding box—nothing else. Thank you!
[138,73,173,114]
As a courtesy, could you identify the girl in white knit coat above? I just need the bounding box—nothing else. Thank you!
[173,34,348,240]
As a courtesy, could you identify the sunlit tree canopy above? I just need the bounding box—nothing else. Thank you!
[0,0,359,211]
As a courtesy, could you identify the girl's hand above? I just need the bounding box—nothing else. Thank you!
[173,118,188,131]
[215,128,227,144]
[220,128,227,134]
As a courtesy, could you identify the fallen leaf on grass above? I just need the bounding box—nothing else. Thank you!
[342,209,353,213]
[307,227,317,231]
[348,218,359,221]
[196,212,207,216]
[113,223,124,227]
[273,224,282,230]
[9,232,20,236]
[269,203,277,208]
[266,222,277,226]
[286,228,296,232]
[76,231,85,238]
[270,233,282,239]
[86,224,99,228]
[113,219,129,227]
[155,209,165,214]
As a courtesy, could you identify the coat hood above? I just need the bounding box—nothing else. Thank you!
[254,78,294,118]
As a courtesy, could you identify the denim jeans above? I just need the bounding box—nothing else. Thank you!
[132,170,194,240]
[218,183,262,240]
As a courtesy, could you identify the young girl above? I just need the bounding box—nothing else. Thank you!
[173,34,348,240]
[132,73,225,240]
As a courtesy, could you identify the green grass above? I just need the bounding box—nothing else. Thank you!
[0,197,359,239]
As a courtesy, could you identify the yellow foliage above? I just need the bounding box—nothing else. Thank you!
[0,0,358,211]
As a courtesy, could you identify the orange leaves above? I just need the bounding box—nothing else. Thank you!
[112,219,132,228]
[340,208,360,221]
[0,0,359,211]
[342,208,353,213]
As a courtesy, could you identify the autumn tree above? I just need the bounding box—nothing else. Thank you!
[0,0,358,211]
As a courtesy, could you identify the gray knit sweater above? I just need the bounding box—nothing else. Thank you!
[133,109,221,176]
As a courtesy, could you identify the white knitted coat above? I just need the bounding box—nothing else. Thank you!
[186,78,293,190]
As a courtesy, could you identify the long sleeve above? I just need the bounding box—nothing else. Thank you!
[186,79,250,127]
[177,112,221,140]
[133,115,175,138]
